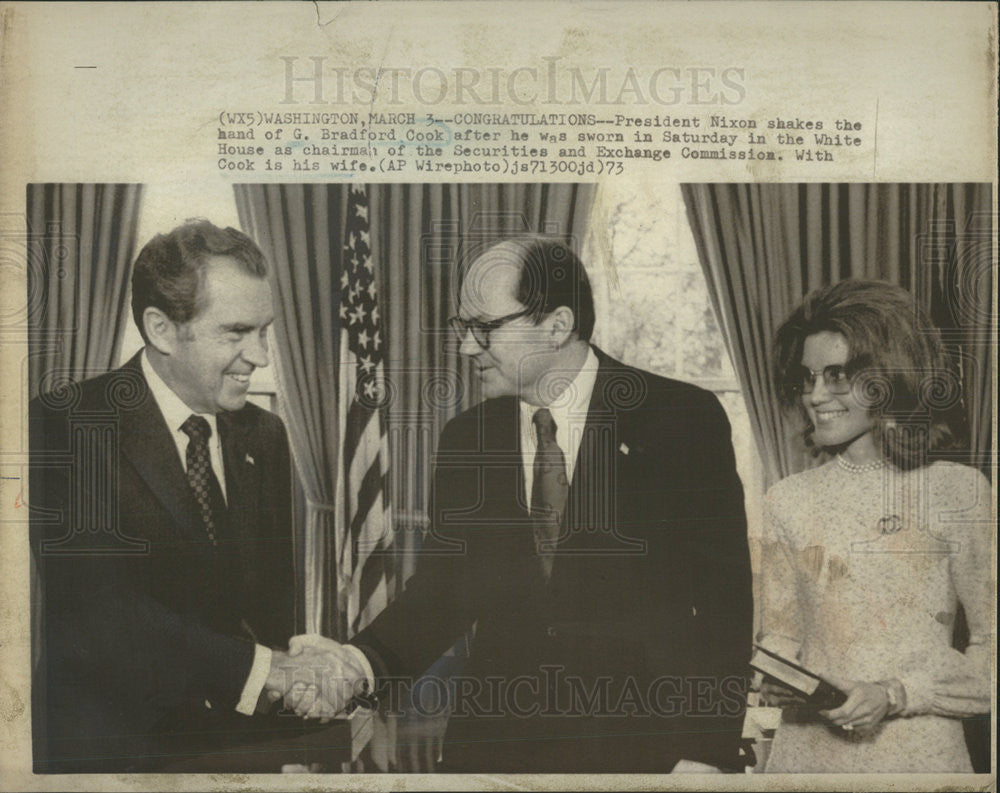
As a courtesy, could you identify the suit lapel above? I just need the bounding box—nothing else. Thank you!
[484,397,529,518]
[117,356,206,541]
[562,354,611,547]
[560,351,644,558]
[217,411,260,523]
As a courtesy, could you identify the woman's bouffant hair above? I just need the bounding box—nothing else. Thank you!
[773,279,966,469]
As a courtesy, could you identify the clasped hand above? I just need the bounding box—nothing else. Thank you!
[263,634,369,721]
[818,675,892,732]
[760,675,892,732]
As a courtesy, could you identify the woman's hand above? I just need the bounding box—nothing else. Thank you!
[819,676,891,731]
[759,678,808,708]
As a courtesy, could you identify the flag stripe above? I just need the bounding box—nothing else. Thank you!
[355,565,388,634]
[346,409,382,496]
[349,462,388,553]
[336,183,392,639]
[343,400,379,476]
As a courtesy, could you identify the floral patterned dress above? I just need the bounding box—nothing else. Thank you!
[759,459,992,773]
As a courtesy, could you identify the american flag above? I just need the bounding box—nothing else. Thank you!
[335,184,393,639]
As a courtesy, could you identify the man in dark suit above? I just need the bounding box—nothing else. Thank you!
[302,237,753,772]
[29,220,362,772]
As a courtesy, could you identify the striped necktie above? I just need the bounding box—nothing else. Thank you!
[531,408,569,580]
[180,414,226,546]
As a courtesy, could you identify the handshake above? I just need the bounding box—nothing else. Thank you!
[259,634,371,721]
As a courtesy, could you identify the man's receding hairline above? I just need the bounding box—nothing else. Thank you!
[180,254,270,329]
[461,244,529,313]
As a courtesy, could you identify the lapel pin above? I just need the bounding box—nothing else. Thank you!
[619,442,629,455]
[245,453,255,466]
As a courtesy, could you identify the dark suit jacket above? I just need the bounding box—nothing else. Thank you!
[29,352,296,772]
[352,349,753,772]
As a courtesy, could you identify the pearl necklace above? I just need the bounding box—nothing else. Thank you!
[836,454,886,474]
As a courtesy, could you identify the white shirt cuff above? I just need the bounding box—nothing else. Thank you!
[344,644,376,692]
[235,644,272,715]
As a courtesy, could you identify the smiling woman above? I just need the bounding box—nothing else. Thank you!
[772,280,965,472]
[757,280,992,773]
[797,332,877,465]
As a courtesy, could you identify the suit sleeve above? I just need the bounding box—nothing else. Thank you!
[350,416,476,687]
[657,388,753,770]
[231,413,298,713]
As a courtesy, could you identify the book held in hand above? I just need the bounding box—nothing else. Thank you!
[751,644,848,709]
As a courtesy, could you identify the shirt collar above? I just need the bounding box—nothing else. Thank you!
[141,349,219,440]
[520,346,599,443]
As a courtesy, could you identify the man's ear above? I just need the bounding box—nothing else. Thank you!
[143,307,178,355]
[549,306,576,348]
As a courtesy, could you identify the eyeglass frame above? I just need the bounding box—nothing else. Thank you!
[789,363,855,395]
[448,308,536,350]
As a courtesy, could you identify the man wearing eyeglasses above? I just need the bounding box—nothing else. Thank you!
[314,236,753,772]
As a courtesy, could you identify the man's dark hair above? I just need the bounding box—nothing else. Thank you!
[131,219,268,343]
[516,237,595,342]
[466,236,595,342]
[773,279,965,469]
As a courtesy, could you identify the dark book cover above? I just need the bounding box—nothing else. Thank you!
[751,644,848,710]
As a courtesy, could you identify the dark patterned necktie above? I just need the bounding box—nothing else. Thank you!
[531,408,569,580]
[180,414,226,546]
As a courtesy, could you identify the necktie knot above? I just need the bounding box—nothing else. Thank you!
[532,407,557,445]
[181,414,212,443]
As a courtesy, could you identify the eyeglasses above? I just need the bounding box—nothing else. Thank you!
[448,309,533,350]
[790,364,853,395]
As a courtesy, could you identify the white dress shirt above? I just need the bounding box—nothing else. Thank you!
[141,351,228,501]
[519,346,600,506]
[141,350,270,715]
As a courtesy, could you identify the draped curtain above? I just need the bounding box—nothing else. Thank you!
[27,183,145,397]
[26,183,144,742]
[233,185,348,637]
[681,183,993,488]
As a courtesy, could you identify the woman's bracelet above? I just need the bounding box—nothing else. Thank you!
[876,679,905,717]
